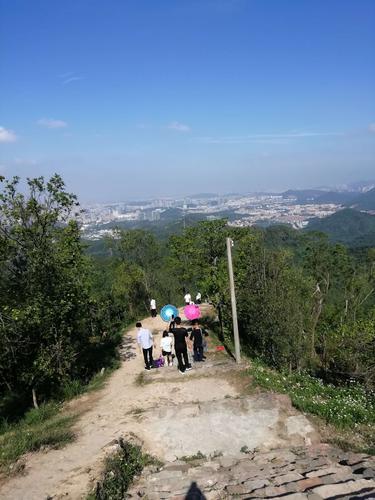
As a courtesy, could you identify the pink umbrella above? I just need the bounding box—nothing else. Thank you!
[184,304,201,320]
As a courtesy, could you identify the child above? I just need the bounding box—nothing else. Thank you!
[160,330,173,366]
[189,320,208,362]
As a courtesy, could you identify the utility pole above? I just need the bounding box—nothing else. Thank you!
[226,237,241,363]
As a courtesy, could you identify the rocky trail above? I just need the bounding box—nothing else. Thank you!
[0,305,374,499]
[129,444,375,499]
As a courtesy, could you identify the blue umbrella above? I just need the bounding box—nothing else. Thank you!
[160,304,179,322]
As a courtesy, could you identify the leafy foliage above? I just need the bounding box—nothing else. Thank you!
[0,175,122,414]
[90,438,162,500]
[167,220,375,387]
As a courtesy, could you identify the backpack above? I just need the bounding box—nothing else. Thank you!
[153,355,165,368]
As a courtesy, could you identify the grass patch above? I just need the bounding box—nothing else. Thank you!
[248,359,375,454]
[0,327,126,473]
[240,445,251,454]
[0,402,76,472]
[0,363,122,473]
[134,371,150,386]
[127,407,145,416]
[88,438,162,499]
[180,451,206,463]
[86,360,121,393]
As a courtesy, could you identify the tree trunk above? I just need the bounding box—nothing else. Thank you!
[32,387,39,409]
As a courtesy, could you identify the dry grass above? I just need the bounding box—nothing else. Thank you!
[312,416,375,455]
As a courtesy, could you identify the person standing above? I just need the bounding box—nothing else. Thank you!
[189,319,207,361]
[195,292,202,304]
[150,298,157,318]
[136,322,154,370]
[160,330,173,366]
[168,314,176,331]
[169,316,192,373]
[184,292,191,305]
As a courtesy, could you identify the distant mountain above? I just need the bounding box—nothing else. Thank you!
[282,189,325,202]
[305,208,375,247]
[337,180,375,193]
[314,191,358,204]
[347,187,375,211]
[282,188,371,207]
[189,192,218,199]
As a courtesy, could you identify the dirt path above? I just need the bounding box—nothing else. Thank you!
[1,306,373,499]
[0,306,238,499]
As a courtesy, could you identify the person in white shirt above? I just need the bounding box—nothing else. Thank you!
[160,330,173,366]
[150,298,157,318]
[196,292,202,304]
[136,322,154,370]
[184,292,191,305]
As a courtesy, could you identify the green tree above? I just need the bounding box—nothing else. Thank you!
[0,175,118,410]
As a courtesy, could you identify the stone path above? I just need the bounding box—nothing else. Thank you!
[127,445,375,499]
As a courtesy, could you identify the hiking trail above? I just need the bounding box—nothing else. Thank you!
[0,305,374,499]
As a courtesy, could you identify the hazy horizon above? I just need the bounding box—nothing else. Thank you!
[1,0,374,203]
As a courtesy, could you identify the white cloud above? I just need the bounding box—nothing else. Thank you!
[62,76,84,85]
[167,121,191,132]
[37,118,68,129]
[0,126,17,143]
[195,131,343,144]
[14,157,37,166]
[58,72,84,85]
[369,123,375,133]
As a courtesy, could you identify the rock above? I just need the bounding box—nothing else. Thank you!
[362,468,375,479]
[305,465,351,478]
[311,478,375,498]
[294,477,324,491]
[262,484,289,496]
[162,463,190,473]
[217,456,239,468]
[280,494,309,499]
[242,478,270,492]
[273,472,304,485]
[150,469,183,481]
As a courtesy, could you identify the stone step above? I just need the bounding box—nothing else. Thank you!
[127,445,375,499]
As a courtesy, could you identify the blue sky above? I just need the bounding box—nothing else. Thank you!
[0,0,374,202]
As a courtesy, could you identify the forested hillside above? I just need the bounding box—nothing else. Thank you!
[1,174,375,426]
[169,220,375,387]
[305,208,375,247]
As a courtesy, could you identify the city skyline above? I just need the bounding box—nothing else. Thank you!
[1,0,374,202]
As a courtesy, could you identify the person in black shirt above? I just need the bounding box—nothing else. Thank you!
[168,314,176,331]
[189,319,208,362]
[169,316,192,373]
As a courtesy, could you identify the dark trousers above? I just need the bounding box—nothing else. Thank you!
[143,347,153,368]
[151,309,157,317]
[175,347,190,372]
[194,344,204,361]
